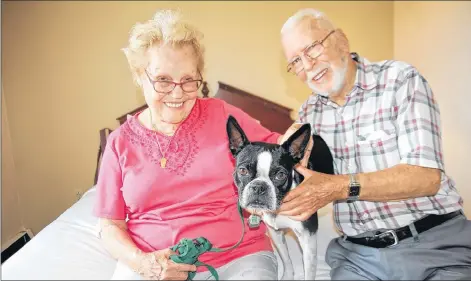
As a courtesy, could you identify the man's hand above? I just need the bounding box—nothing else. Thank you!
[279,123,313,168]
[277,165,347,221]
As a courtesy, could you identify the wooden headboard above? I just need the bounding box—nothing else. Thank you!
[115,81,294,134]
[213,82,293,133]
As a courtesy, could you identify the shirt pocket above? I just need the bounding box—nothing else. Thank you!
[354,129,401,173]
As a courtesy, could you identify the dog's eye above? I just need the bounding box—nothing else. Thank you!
[238,167,249,176]
[275,171,287,181]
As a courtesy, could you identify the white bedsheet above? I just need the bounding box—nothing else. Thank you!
[1,187,116,280]
[2,187,339,280]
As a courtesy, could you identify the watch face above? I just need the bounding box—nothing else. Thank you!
[349,184,360,196]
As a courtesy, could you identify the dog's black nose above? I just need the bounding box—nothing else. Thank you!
[251,182,268,195]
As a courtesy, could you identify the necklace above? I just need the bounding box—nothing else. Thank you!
[149,110,181,168]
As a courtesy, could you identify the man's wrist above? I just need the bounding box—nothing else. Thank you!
[334,174,350,201]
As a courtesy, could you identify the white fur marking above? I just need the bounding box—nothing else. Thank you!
[257,151,272,178]
[290,170,297,190]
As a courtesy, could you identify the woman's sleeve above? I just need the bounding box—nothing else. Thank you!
[93,134,126,220]
[223,101,281,144]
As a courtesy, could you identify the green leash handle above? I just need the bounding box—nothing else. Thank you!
[169,203,246,280]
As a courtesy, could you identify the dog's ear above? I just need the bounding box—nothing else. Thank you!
[281,123,311,163]
[226,115,250,156]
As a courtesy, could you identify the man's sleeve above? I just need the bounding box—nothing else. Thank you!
[396,68,445,171]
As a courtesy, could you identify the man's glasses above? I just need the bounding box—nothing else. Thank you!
[287,30,335,75]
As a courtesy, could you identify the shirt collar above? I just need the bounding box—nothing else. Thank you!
[351,52,377,91]
[307,52,377,104]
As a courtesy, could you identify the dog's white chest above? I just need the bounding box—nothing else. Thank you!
[262,213,303,232]
[261,213,318,280]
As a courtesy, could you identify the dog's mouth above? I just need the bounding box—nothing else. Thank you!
[246,200,268,209]
[244,198,276,212]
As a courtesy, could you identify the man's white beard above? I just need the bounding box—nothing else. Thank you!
[307,59,348,97]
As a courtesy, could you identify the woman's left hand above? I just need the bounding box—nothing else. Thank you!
[277,165,345,221]
[154,249,197,280]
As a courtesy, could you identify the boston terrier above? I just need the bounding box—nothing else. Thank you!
[226,115,334,280]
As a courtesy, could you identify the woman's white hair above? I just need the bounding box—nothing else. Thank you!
[122,9,205,87]
[281,8,336,35]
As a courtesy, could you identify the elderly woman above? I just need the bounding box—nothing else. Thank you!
[94,9,285,281]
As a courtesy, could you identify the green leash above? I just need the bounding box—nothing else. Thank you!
[169,203,249,281]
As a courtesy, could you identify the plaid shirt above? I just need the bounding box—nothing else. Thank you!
[297,53,463,236]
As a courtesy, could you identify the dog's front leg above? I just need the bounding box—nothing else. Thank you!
[267,227,294,280]
[297,231,318,280]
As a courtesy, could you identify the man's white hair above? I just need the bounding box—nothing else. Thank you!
[281,8,336,35]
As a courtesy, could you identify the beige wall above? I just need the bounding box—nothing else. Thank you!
[1,90,25,248]
[2,1,394,236]
[394,1,471,216]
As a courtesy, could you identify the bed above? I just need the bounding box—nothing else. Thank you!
[1,81,340,280]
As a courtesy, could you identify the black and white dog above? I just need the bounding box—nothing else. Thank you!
[226,115,334,280]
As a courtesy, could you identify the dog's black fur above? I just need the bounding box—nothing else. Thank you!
[296,133,335,234]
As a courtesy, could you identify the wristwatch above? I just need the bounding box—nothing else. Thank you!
[347,173,361,203]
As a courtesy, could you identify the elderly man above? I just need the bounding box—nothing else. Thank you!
[278,8,471,280]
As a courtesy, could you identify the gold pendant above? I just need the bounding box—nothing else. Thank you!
[160,157,167,168]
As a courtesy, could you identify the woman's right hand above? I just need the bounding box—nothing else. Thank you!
[132,248,198,280]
